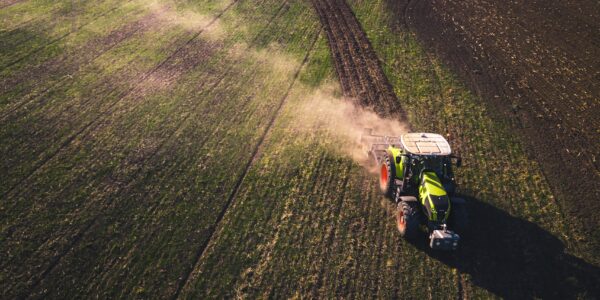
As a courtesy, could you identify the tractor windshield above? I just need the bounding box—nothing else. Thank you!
[422,156,451,179]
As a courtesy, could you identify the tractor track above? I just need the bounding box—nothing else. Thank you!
[173,27,322,300]
[310,0,406,122]
[0,0,239,202]
[13,1,298,297]
[0,0,134,71]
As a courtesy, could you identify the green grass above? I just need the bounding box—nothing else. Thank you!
[1,0,597,298]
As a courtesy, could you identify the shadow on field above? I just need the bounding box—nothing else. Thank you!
[408,195,600,299]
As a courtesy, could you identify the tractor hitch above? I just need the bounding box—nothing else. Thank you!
[429,227,460,250]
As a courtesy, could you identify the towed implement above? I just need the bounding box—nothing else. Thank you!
[361,129,467,250]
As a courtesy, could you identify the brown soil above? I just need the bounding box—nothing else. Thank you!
[310,0,408,123]
[393,0,600,248]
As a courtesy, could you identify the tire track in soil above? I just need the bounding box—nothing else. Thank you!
[173,27,323,300]
[16,2,294,297]
[311,0,407,122]
[0,0,239,201]
[0,8,158,119]
[0,0,134,71]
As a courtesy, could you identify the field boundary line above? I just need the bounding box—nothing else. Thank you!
[172,27,323,300]
[0,0,239,201]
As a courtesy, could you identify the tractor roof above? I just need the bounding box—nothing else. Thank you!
[401,133,452,156]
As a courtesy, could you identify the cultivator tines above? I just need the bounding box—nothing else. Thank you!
[359,128,402,165]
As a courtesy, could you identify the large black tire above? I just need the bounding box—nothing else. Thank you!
[379,152,396,199]
[396,201,419,239]
[449,202,468,234]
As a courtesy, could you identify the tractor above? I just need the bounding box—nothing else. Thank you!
[360,129,467,250]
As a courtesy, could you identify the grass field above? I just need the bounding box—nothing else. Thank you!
[1,0,598,298]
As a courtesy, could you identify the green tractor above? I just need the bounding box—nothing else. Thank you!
[361,130,467,250]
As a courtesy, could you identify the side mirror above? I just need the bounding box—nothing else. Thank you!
[395,156,401,164]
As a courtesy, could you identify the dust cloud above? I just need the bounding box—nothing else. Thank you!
[293,84,409,169]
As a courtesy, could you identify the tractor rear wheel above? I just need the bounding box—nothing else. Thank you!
[379,152,396,199]
[397,201,419,239]
[449,202,468,234]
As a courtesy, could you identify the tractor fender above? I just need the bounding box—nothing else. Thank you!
[450,197,466,204]
[399,196,418,202]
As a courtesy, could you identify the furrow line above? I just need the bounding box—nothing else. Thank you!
[310,0,351,94]
[172,27,323,300]
[333,0,404,117]
[311,0,360,97]
[323,0,379,104]
[338,0,394,111]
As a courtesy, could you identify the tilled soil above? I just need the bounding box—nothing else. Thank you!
[395,0,600,248]
[311,0,407,122]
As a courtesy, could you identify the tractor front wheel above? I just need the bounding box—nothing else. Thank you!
[397,201,419,239]
[379,152,396,199]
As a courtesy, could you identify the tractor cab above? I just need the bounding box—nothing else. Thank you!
[399,133,459,195]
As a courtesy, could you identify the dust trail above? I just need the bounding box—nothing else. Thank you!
[294,83,409,169]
